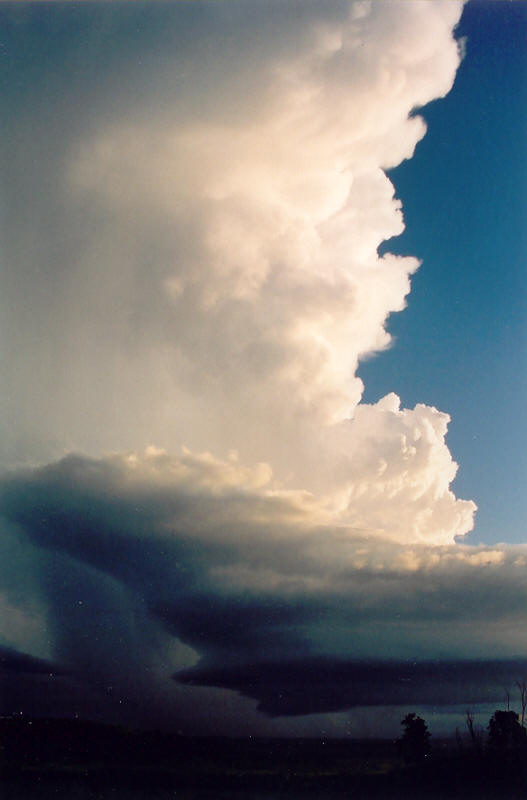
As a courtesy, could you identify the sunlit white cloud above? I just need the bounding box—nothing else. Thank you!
[47,0,472,544]
[65,1,462,434]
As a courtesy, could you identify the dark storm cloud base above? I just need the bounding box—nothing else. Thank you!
[1,454,527,729]
[176,657,527,716]
[0,644,67,677]
[3,643,527,722]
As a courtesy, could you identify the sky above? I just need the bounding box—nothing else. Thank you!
[0,0,526,739]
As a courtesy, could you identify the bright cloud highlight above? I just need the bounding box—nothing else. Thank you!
[56,0,474,544]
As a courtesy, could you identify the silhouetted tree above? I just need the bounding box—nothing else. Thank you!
[398,713,431,763]
[465,708,482,753]
[516,679,527,729]
[487,710,526,750]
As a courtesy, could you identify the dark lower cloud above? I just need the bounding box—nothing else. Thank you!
[0,644,111,722]
[0,644,67,676]
[176,658,527,717]
[1,453,526,728]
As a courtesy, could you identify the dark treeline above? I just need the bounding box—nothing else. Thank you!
[2,711,527,799]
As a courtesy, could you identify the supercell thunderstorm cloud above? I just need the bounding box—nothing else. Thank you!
[1,1,526,736]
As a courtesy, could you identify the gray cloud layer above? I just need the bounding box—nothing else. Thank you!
[177,659,527,718]
[1,452,525,727]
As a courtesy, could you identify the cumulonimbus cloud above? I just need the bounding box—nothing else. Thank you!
[1,1,505,731]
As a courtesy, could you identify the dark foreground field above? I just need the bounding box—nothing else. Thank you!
[2,718,527,799]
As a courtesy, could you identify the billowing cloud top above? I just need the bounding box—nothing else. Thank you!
[2,0,473,543]
[2,1,520,735]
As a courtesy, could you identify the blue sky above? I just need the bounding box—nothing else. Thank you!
[360,0,527,545]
